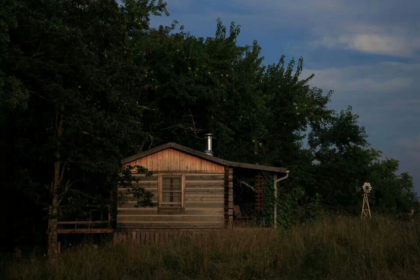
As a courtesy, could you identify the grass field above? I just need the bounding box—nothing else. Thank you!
[2,216,420,280]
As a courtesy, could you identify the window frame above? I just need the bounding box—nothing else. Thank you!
[157,174,185,213]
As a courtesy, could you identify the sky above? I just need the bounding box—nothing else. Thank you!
[149,0,420,193]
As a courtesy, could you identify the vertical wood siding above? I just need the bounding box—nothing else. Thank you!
[123,148,225,172]
[113,230,219,245]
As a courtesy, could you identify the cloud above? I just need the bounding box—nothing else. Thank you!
[311,21,420,57]
[398,135,420,150]
[313,34,419,57]
[396,99,420,106]
[165,0,195,11]
[301,63,416,93]
[301,62,420,144]
[229,0,420,57]
[152,1,420,58]
[398,136,420,164]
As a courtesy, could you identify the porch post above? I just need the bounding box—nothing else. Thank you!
[228,168,234,228]
[273,171,290,229]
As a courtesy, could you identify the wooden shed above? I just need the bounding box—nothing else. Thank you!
[115,141,288,241]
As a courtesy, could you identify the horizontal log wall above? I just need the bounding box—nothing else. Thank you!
[117,172,225,230]
[225,167,234,228]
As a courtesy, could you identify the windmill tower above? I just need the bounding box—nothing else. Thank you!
[361,182,372,219]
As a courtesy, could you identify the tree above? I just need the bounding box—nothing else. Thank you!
[307,107,416,214]
[1,0,167,260]
[307,108,371,208]
[134,19,332,166]
[369,158,416,213]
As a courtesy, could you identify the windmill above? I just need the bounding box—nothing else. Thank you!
[361,182,372,219]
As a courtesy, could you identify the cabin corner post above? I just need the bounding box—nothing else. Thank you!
[111,180,118,229]
[224,167,234,228]
[229,168,234,228]
[273,174,278,229]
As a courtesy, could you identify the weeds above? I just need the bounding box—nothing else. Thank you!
[3,216,420,280]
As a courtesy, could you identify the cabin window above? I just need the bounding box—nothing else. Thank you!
[158,175,185,212]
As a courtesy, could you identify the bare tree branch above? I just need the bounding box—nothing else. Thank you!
[239,181,256,192]
[56,180,75,206]
[58,161,68,185]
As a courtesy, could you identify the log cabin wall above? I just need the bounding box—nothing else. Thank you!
[117,148,227,231]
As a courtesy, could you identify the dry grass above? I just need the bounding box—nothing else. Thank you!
[3,216,420,280]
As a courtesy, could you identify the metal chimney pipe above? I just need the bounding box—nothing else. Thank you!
[204,133,213,156]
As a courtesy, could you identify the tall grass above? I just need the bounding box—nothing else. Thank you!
[3,216,420,280]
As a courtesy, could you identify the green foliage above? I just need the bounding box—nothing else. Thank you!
[368,157,417,214]
[276,186,323,228]
[255,172,322,228]
[261,173,275,225]
[118,165,155,208]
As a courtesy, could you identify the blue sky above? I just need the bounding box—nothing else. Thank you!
[149,0,420,193]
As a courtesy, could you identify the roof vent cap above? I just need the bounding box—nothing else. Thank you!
[204,133,214,156]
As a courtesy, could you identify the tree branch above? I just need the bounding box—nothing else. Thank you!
[239,181,256,192]
[57,180,75,206]
[58,161,68,185]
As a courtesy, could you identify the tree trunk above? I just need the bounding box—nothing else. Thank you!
[47,160,60,262]
[48,113,63,262]
[47,203,58,262]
